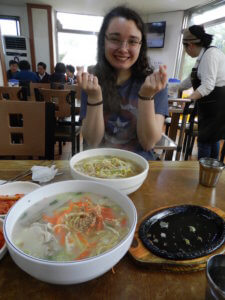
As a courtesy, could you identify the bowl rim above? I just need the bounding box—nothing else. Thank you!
[0,181,40,194]
[70,148,149,182]
[4,180,137,266]
[0,181,40,218]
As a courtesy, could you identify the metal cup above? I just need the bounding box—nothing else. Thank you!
[206,254,225,300]
[199,158,224,187]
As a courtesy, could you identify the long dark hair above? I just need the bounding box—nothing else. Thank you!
[189,25,213,48]
[92,6,153,113]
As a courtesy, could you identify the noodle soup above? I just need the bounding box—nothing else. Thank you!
[12,192,129,261]
[74,155,143,179]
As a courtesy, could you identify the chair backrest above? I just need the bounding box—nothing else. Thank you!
[0,86,23,100]
[64,84,81,101]
[0,101,55,158]
[30,82,51,101]
[39,88,72,119]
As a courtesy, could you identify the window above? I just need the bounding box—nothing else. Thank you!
[57,12,103,69]
[0,16,20,36]
[205,22,225,53]
[180,1,225,81]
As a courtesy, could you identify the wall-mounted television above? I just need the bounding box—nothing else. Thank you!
[146,21,166,48]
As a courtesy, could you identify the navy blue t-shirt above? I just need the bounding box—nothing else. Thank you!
[80,77,168,160]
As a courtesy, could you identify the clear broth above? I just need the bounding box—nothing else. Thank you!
[12,192,129,261]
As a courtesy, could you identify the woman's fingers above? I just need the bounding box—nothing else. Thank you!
[93,76,99,88]
[159,65,168,87]
[76,71,101,98]
[140,64,168,96]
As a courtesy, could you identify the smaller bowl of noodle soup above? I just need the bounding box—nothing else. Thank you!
[70,148,149,195]
[4,180,137,284]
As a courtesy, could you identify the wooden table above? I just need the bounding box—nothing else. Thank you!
[0,160,225,300]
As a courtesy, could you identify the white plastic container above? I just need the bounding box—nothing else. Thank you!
[168,78,180,99]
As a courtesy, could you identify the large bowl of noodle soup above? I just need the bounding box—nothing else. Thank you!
[3,180,137,284]
[70,148,149,195]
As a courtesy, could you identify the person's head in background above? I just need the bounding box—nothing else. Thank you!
[66,64,75,78]
[54,62,66,74]
[19,60,31,71]
[182,25,213,58]
[9,60,19,73]
[96,6,150,79]
[37,62,47,75]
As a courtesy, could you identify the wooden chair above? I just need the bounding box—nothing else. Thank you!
[0,101,55,159]
[39,88,81,155]
[39,88,71,119]
[182,102,198,160]
[0,86,24,100]
[30,82,50,101]
[155,133,177,151]
[154,133,177,160]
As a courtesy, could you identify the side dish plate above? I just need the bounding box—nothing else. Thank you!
[139,205,225,260]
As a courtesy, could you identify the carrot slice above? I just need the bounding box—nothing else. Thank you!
[76,232,89,247]
[121,217,127,227]
[42,214,58,224]
[76,249,91,260]
[101,207,115,220]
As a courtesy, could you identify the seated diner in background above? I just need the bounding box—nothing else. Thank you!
[49,62,66,89]
[66,64,76,84]
[14,60,39,83]
[77,6,168,161]
[179,25,225,160]
[7,60,19,80]
[36,62,50,83]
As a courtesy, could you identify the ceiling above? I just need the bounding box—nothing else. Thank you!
[0,0,213,16]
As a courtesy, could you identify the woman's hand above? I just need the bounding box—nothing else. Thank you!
[139,65,167,98]
[76,70,102,103]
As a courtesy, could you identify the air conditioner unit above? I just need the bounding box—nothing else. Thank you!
[2,35,31,68]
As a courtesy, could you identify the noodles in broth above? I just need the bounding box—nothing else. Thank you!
[12,192,129,261]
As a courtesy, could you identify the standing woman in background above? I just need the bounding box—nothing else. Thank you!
[77,6,168,160]
[179,25,225,159]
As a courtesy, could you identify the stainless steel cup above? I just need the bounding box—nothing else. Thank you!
[199,158,224,187]
[206,254,225,299]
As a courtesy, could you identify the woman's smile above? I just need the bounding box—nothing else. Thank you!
[105,17,142,71]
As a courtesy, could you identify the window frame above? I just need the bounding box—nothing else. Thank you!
[55,11,102,67]
[0,15,20,36]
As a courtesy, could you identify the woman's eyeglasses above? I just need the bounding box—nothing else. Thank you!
[105,35,142,49]
[183,43,189,47]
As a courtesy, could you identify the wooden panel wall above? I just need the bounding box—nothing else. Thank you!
[27,3,54,73]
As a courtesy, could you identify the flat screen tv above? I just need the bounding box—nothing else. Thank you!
[146,21,166,48]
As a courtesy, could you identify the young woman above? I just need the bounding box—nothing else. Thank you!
[77,6,168,160]
[179,25,225,159]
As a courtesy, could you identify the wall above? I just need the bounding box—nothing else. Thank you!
[30,7,51,73]
[0,4,31,67]
[145,11,184,79]
[0,4,53,73]
[52,9,57,66]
